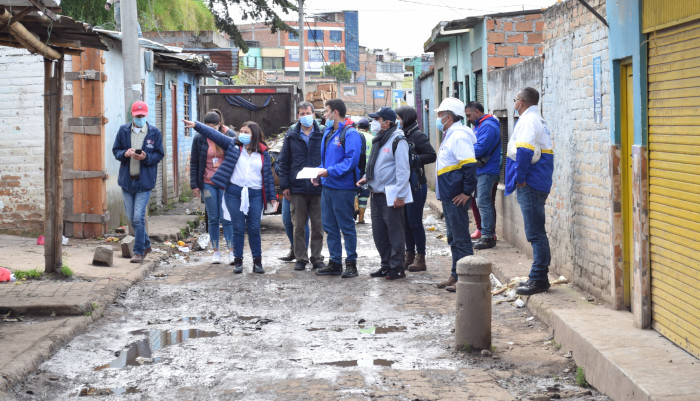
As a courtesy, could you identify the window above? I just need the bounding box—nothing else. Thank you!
[308,49,323,62]
[183,83,191,136]
[262,57,284,70]
[288,49,299,62]
[307,29,324,42]
[330,30,342,43]
[328,50,342,62]
[343,86,356,96]
[377,62,403,74]
[288,31,299,41]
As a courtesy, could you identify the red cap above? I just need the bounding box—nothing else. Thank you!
[131,101,148,116]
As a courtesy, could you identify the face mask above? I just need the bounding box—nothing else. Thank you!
[397,120,402,130]
[133,117,146,128]
[299,115,314,128]
[239,133,251,146]
[370,120,381,134]
[436,116,446,132]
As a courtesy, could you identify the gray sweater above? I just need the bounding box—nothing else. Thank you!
[367,129,411,201]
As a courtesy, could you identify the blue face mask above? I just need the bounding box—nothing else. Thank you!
[299,115,314,128]
[436,116,445,132]
[238,133,251,146]
[397,120,402,130]
[133,117,146,128]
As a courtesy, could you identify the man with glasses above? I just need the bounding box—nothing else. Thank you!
[506,87,554,295]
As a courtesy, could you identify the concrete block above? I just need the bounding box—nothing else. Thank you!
[92,245,114,266]
[120,235,135,258]
[455,256,492,351]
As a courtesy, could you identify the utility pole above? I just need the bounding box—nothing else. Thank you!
[122,0,141,117]
[298,0,305,99]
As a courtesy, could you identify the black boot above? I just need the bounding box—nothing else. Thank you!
[474,237,496,250]
[253,257,264,274]
[233,257,243,274]
[370,267,390,278]
[316,260,343,276]
[386,268,406,280]
[279,247,295,262]
[341,260,358,278]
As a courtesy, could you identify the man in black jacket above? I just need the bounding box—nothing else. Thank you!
[278,102,325,270]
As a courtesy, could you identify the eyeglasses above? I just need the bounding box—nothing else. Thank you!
[513,98,521,103]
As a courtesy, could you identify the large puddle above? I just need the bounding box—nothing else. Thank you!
[94,328,219,370]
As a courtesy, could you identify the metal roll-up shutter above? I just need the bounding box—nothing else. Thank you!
[475,70,484,105]
[647,19,700,359]
[152,83,164,208]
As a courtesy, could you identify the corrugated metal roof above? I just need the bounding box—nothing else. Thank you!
[94,29,181,53]
[0,0,59,7]
[183,48,239,75]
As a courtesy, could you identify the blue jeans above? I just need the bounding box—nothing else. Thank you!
[516,185,551,282]
[404,183,428,254]
[476,174,499,238]
[122,179,151,255]
[442,199,473,280]
[202,183,233,251]
[321,188,357,263]
[225,184,263,259]
[282,197,309,249]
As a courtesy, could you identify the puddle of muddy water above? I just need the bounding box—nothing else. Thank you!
[94,328,219,370]
[319,359,395,367]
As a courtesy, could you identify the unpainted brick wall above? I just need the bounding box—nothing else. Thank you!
[541,0,612,302]
[486,13,544,70]
[0,48,47,235]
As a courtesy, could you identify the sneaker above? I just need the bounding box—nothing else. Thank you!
[370,267,390,278]
[445,285,456,292]
[233,257,243,274]
[312,261,326,270]
[341,260,358,278]
[253,257,264,274]
[228,251,235,265]
[211,252,221,264]
[471,229,482,240]
[436,276,457,288]
[516,280,551,296]
[294,260,308,271]
[386,268,406,280]
[473,237,496,250]
[316,260,343,276]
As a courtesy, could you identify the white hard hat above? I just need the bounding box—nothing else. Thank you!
[435,97,466,121]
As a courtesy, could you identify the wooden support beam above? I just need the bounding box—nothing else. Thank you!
[65,212,110,224]
[8,7,33,24]
[0,8,61,59]
[63,170,107,180]
[25,0,59,21]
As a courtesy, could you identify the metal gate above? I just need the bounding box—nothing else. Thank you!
[647,19,700,359]
[152,82,165,208]
[475,70,484,105]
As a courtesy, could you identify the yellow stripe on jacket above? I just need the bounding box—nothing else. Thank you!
[437,158,477,175]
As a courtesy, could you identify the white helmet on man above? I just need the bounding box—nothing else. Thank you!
[435,97,467,122]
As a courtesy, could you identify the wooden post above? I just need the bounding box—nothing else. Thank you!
[44,56,64,273]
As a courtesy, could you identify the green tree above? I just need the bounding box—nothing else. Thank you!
[60,0,113,28]
[324,63,352,83]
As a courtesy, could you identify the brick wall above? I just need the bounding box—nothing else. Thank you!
[0,48,48,235]
[486,13,544,70]
[541,0,612,302]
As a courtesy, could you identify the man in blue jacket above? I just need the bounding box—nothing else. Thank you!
[279,101,325,271]
[466,101,501,250]
[312,99,362,277]
[506,87,554,296]
[112,101,164,263]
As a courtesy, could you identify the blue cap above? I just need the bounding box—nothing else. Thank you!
[368,107,396,122]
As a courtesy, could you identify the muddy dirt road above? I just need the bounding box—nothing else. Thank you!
[9,208,608,400]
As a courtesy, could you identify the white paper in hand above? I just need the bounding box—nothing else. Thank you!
[296,167,324,179]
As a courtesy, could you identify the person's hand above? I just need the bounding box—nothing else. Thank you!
[452,193,470,207]
[269,199,278,211]
[393,198,405,208]
[356,177,367,187]
[192,188,200,198]
[182,119,195,129]
[105,3,111,10]
[124,148,135,158]
[133,151,147,161]
[310,178,320,187]
[282,188,291,201]
[517,182,527,188]
[317,169,329,178]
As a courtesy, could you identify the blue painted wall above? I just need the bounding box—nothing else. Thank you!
[607,0,647,145]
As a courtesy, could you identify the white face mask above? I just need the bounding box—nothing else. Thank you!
[370,120,381,134]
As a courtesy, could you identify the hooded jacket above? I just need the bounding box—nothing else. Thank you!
[278,121,323,195]
[402,122,437,185]
[112,122,164,191]
[435,121,478,201]
[473,114,502,177]
[190,127,236,191]
[319,118,362,190]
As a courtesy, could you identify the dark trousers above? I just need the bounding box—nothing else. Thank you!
[442,199,473,280]
[290,193,323,264]
[404,183,428,254]
[371,193,406,270]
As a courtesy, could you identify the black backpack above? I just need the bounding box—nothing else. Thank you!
[324,124,366,180]
[392,135,421,192]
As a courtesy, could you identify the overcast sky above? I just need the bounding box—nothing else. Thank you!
[239,0,559,57]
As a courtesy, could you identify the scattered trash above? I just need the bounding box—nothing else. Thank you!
[424,216,438,225]
[514,298,526,308]
[115,226,126,234]
[185,208,192,215]
[359,327,375,335]
[135,356,153,365]
[153,272,166,278]
[564,350,573,358]
[163,241,173,246]
[62,236,69,245]
[196,234,210,251]
[178,246,190,253]
[0,268,16,283]
[526,316,535,321]
[586,295,595,302]
[36,235,44,245]
[177,241,186,247]
[427,226,436,231]
[104,237,120,243]
[552,275,568,285]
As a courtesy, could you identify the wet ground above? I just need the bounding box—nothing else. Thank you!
[8,207,610,401]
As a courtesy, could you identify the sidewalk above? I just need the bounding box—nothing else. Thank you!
[0,199,202,391]
[426,189,700,401]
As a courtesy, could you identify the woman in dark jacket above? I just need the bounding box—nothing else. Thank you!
[190,110,236,265]
[184,118,277,274]
[396,106,437,272]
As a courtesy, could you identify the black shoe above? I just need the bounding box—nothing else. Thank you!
[316,260,343,276]
[385,268,406,280]
[233,257,243,274]
[253,257,264,274]
[370,267,390,278]
[312,261,326,270]
[516,280,550,295]
[294,260,308,271]
[279,248,295,262]
[473,237,496,250]
[341,261,358,278]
